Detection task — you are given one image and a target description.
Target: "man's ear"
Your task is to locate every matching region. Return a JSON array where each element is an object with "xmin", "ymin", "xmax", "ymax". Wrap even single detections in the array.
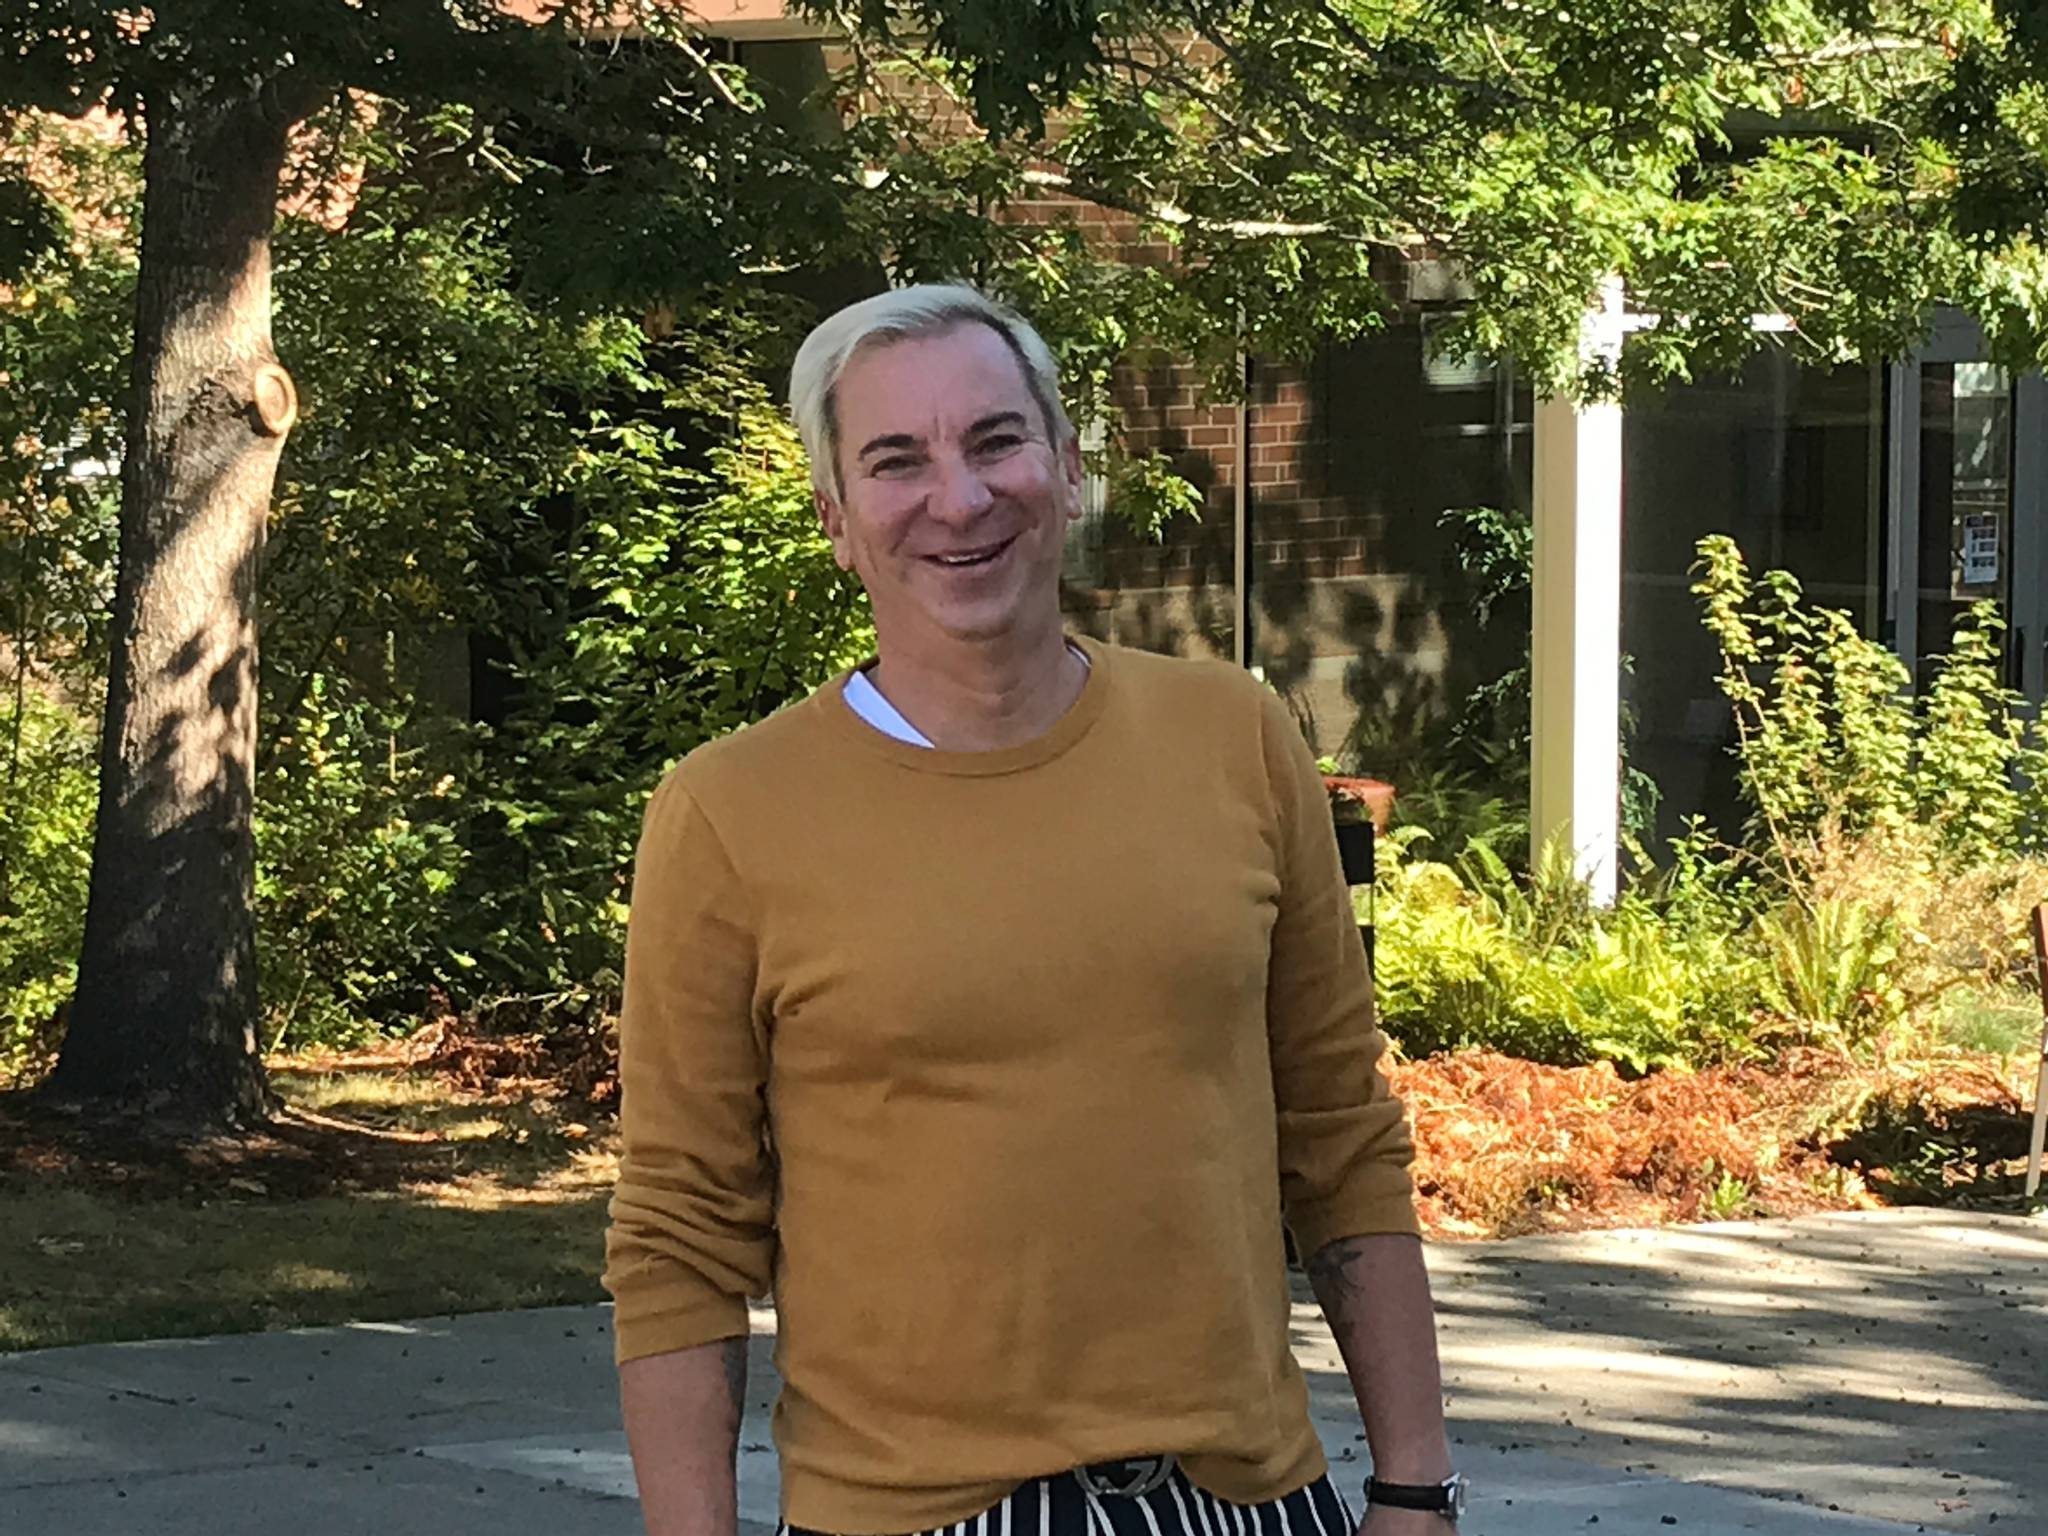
[
  {"xmin": 1060, "ymin": 432, "xmax": 1086, "ymax": 523},
  {"xmin": 815, "ymin": 489, "xmax": 855, "ymax": 571}
]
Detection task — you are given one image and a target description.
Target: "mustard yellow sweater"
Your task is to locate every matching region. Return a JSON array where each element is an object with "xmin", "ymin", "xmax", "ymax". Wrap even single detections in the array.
[{"xmin": 604, "ymin": 636, "xmax": 1418, "ymax": 1535}]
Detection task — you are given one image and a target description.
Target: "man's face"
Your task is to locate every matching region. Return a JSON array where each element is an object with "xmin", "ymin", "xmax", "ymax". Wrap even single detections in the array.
[{"xmin": 816, "ymin": 322, "xmax": 1083, "ymax": 648}]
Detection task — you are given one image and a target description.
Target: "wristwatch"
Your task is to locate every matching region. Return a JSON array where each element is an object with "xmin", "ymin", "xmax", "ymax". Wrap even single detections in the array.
[{"xmin": 1363, "ymin": 1473, "xmax": 1468, "ymax": 1522}]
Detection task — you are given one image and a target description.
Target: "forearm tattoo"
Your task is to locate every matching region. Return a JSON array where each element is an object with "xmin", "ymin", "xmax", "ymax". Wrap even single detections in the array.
[{"xmin": 1306, "ymin": 1236, "xmax": 1374, "ymax": 1332}]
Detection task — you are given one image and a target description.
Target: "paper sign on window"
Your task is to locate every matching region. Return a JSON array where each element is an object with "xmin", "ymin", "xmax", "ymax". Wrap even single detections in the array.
[{"xmin": 1961, "ymin": 514, "xmax": 2001, "ymax": 588}]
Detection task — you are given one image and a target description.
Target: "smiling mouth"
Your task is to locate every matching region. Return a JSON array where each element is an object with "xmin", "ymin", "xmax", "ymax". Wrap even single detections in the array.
[{"xmin": 926, "ymin": 536, "xmax": 1017, "ymax": 570}]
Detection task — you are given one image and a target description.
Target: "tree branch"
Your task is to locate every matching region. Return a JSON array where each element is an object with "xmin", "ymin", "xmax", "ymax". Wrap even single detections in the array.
[
  {"xmin": 1304, "ymin": 0, "xmax": 1536, "ymax": 108},
  {"xmin": 1016, "ymin": 166, "xmax": 1397, "ymax": 243}
]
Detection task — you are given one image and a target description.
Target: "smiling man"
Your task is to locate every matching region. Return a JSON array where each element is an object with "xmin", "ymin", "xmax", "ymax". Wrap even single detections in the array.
[
  {"xmin": 812, "ymin": 314, "xmax": 1088, "ymax": 748},
  {"xmin": 605, "ymin": 284, "xmax": 1465, "ymax": 1536}
]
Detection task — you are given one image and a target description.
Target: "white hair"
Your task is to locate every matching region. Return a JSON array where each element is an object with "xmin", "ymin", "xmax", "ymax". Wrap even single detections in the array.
[{"xmin": 788, "ymin": 282, "xmax": 1073, "ymax": 500}]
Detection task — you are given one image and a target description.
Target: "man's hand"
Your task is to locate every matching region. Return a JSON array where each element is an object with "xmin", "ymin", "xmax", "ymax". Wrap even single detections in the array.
[{"xmin": 1358, "ymin": 1507, "xmax": 1458, "ymax": 1536}]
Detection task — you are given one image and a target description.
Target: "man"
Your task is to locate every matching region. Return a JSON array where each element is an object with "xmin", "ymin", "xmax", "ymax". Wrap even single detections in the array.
[{"xmin": 605, "ymin": 284, "xmax": 1464, "ymax": 1536}]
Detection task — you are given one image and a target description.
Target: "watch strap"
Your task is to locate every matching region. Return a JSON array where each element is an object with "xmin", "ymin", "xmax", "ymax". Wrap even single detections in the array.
[{"xmin": 1363, "ymin": 1474, "xmax": 1465, "ymax": 1518}]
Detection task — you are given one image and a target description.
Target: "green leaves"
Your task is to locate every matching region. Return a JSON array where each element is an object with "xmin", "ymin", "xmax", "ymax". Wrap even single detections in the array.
[
  {"xmin": 0, "ymin": 689, "xmax": 96, "ymax": 1077},
  {"xmin": 0, "ymin": 169, "xmax": 64, "ymax": 281},
  {"xmin": 1693, "ymin": 534, "xmax": 2048, "ymax": 867},
  {"xmin": 1755, "ymin": 895, "xmax": 1905, "ymax": 1046},
  {"xmin": 0, "ymin": 121, "xmax": 131, "ymax": 700},
  {"xmin": 810, "ymin": 0, "xmax": 1109, "ymax": 138},
  {"xmin": 829, "ymin": 0, "xmax": 2048, "ymax": 390},
  {"xmin": 254, "ymin": 672, "xmax": 471, "ymax": 1050},
  {"xmin": 1372, "ymin": 826, "xmax": 1764, "ymax": 1071},
  {"xmin": 443, "ymin": 388, "xmax": 871, "ymax": 1015},
  {"xmin": 0, "ymin": 93, "xmax": 873, "ymax": 1044}
]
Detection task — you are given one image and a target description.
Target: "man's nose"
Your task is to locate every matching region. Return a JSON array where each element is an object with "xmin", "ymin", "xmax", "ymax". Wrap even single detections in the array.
[{"xmin": 929, "ymin": 453, "xmax": 995, "ymax": 524}]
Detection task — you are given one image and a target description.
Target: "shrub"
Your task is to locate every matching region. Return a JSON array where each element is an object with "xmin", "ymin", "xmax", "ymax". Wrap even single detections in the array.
[
  {"xmin": 1384, "ymin": 758, "xmax": 1528, "ymax": 871},
  {"xmin": 4, "ymin": 142, "xmax": 876, "ymax": 1054},
  {"xmin": 0, "ymin": 686, "xmax": 96, "ymax": 1079},
  {"xmin": 249, "ymin": 173, "xmax": 872, "ymax": 1043},
  {"xmin": 1689, "ymin": 536, "xmax": 2048, "ymax": 1056},
  {"xmin": 254, "ymin": 673, "xmax": 469, "ymax": 1050},
  {"xmin": 1372, "ymin": 829, "xmax": 1762, "ymax": 1072},
  {"xmin": 1693, "ymin": 533, "xmax": 2048, "ymax": 868},
  {"xmin": 443, "ymin": 397, "xmax": 872, "ymax": 1021},
  {"xmin": 1766, "ymin": 826, "xmax": 2046, "ymax": 1048}
]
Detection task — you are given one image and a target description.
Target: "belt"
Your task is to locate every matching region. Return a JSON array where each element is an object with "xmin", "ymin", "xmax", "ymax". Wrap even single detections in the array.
[{"xmin": 1072, "ymin": 1455, "xmax": 1176, "ymax": 1498}]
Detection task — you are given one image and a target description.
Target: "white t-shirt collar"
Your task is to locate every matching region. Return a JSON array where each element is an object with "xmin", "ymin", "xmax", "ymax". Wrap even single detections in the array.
[{"xmin": 841, "ymin": 645, "xmax": 1092, "ymax": 750}]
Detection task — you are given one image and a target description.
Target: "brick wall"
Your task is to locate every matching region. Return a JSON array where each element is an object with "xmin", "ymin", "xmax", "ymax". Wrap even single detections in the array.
[{"xmin": 1246, "ymin": 358, "xmax": 1375, "ymax": 579}]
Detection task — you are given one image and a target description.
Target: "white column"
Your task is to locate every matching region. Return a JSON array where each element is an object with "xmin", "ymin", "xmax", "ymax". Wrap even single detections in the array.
[
  {"xmin": 1885, "ymin": 360, "xmax": 1923, "ymax": 681},
  {"xmin": 1530, "ymin": 279, "xmax": 1626, "ymax": 902}
]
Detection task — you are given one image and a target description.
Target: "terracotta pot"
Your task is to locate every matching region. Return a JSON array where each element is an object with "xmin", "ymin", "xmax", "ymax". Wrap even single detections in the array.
[{"xmin": 1322, "ymin": 774, "xmax": 1395, "ymax": 833}]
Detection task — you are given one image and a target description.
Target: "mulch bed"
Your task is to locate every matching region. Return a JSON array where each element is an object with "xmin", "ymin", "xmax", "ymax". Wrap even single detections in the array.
[
  {"xmin": 1391, "ymin": 1047, "xmax": 2037, "ymax": 1236},
  {"xmin": 0, "ymin": 1017, "xmax": 615, "ymax": 1203}
]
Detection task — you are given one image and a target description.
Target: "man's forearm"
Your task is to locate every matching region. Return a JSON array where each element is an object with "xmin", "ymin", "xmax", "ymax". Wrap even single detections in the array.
[
  {"xmin": 1306, "ymin": 1234, "xmax": 1453, "ymax": 1485},
  {"xmin": 620, "ymin": 1335, "xmax": 751, "ymax": 1536}
]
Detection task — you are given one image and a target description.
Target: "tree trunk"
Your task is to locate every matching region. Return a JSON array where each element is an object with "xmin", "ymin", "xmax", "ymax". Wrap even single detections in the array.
[{"xmin": 49, "ymin": 83, "xmax": 309, "ymax": 1128}]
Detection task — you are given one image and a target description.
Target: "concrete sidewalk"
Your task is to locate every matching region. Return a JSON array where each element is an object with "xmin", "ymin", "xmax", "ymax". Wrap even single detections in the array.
[{"xmin": 2, "ymin": 1209, "xmax": 2039, "ymax": 1536}]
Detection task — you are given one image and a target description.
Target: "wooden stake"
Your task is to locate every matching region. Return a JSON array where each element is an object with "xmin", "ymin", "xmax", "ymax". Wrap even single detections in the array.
[{"xmin": 2028, "ymin": 903, "xmax": 2048, "ymax": 1200}]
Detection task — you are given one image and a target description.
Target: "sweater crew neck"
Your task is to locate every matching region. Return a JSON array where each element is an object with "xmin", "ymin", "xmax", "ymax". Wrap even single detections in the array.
[{"xmin": 818, "ymin": 633, "xmax": 1112, "ymax": 776}]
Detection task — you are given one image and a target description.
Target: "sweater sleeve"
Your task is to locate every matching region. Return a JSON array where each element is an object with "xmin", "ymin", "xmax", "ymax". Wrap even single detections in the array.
[
  {"xmin": 603, "ymin": 771, "xmax": 775, "ymax": 1365},
  {"xmin": 1257, "ymin": 687, "xmax": 1421, "ymax": 1253}
]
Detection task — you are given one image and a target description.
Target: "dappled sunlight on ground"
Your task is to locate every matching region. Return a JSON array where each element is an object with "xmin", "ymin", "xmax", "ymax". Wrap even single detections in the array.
[
  {"xmin": 1299, "ymin": 1211, "xmax": 2047, "ymax": 1531},
  {"xmin": 265, "ymin": 1261, "xmax": 353, "ymax": 1294},
  {"xmin": 0, "ymin": 1053, "xmax": 621, "ymax": 1349}
]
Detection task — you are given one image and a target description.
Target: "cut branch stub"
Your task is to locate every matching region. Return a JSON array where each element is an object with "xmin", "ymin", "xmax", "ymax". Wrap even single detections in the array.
[{"xmin": 251, "ymin": 363, "xmax": 297, "ymax": 437}]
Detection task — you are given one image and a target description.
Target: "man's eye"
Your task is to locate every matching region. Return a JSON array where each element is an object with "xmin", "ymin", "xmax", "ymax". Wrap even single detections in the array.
[
  {"xmin": 974, "ymin": 435, "xmax": 1023, "ymax": 455},
  {"xmin": 870, "ymin": 456, "xmax": 920, "ymax": 476}
]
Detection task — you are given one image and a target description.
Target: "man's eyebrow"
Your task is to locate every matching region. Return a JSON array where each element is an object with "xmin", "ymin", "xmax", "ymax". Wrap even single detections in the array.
[{"xmin": 856, "ymin": 412, "xmax": 1029, "ymax": 460}]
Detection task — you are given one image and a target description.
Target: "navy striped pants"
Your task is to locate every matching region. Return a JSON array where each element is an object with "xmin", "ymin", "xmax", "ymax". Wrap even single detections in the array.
[{"xmin": 784, "ymin": 1460, "xmax": 1358, "ymax": 1536}]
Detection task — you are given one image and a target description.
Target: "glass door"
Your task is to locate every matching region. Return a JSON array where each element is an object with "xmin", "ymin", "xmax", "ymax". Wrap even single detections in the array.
[
  {"xmin": 1889, "ymin": 315, "xmax": 2046, "ymax": 703},
  {"xmin": 1917, "ymin": 360, "xmax": 2014, "ymax": 669}
]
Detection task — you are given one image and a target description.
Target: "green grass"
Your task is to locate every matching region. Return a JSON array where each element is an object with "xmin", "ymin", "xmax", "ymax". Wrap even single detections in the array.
[
  {"xmin": 1, "ymin": 1187, "xmax": 610, "ymax": 1351},
  {"xmin": 0, "ymin": 1061, "xmax": 619, "ymax": 1352},
  {"xmin": 1938, "ymin": 987, "xmax": 2046, "ymax": 1056}
]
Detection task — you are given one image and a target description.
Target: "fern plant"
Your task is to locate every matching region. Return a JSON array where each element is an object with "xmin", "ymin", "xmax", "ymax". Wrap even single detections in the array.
[
  {"xmin": 1753, "ymin": 896, "xmax": 1905, "ymax": 1052},
  {"xmin": 1372, "ymin": 826, "xmax": 1762, "ymax": 1072}
]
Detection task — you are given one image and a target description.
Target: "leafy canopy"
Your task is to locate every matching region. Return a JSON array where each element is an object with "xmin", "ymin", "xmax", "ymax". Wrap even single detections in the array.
[
  {"xmin": 0, "ymin": 2, "xmax": 856, "ymax": 315},
  {"xmin": 817, "ymin": 0, "xmax": 2048, "ymax": 389}
]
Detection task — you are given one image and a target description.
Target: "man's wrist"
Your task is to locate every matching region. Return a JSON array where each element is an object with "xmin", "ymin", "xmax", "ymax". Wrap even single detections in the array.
[
  {"xmin": 1367, "ymin": 1458, "xmax": 1454, "ymax": 1483},
  {"xmin": 1355, "ymin": 1417, "xmax": 1452, "ymax": 1486},
  {"xmin": 1363, "ymin": 1471, "xmax": 1467, "ymax": 1524}
]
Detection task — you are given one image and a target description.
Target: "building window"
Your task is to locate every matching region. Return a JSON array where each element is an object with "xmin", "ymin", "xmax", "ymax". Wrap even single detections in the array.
[{"xmin": 1062, "ymin": 418, "xmax": 1109, "ymax": 585}]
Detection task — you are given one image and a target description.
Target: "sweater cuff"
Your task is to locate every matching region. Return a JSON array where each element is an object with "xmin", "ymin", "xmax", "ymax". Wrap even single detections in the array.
[
  {"xmin": 607, "ymin": 1278, "xmax": 752, "ymax": 1366},
  {"xmin": 1288, "ymin": 1179, "xmax": 1423, "ymax": 1257}
]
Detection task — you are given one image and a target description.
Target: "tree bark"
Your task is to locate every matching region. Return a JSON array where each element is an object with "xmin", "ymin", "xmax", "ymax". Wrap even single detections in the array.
[{"xmin": 49, "ymin": 81, "xmax": 312, "ymax": 1127}]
